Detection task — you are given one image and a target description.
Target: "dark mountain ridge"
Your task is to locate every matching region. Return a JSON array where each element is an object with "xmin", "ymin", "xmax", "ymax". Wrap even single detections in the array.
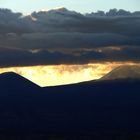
[
  {"xmin": 0, "ymin": 69, "xmax": 140, "ymax": 139},
  {"xmin": 0, "ymin": 72, "xmax": 40, "ymax": 92}
]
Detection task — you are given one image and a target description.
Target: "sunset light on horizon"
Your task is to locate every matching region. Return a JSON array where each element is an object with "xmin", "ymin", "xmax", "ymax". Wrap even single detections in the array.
[{"xmin": 0, "ymin": 62, "xmax": 138, "ymax": 87}]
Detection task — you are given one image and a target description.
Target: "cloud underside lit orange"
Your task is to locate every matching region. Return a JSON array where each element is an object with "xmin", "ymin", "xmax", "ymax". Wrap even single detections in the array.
[{"xmin": 0, "ymin": 62, "xmax": 138, "ymax": 87}]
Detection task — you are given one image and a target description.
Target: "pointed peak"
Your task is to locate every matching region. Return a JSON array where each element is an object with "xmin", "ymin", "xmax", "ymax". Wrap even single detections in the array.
[
  {"xmin": 0, "ymin": 71, "xmax": 21, "ymax": 78},
  {"xmin": 0, "ymin": 71, "xmax": 40, "ymax": 89}
]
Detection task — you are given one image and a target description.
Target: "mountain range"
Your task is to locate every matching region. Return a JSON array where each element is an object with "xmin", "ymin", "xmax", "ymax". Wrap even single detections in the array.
[{"xmin": 0, "ymin": 65, "xmax": 140, "ymax": 139}]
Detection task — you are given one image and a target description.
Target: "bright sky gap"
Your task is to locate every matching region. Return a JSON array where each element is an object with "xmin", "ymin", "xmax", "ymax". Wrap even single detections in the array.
[{"xmin": 0, "ymin": 0, "xmax": 140, "ymax": 14}]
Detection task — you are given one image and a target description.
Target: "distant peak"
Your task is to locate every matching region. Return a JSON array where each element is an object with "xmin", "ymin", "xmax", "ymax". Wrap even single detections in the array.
[
  {"xmin": 53, "ymin": 7, "xmax": 68, "ymax": 12},
  {"xmin": 101, "ymin": 65, "xmax": 140, "ymax": 80},
  {"xmin": 47, "ymin": 7, "xmax": 79, "ymax": 15},
  {"xmin": 46, "ymin": 7, "xmax": 69, "ymax": 13}
]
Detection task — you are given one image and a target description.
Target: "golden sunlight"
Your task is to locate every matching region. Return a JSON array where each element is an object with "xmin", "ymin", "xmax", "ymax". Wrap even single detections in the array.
[{"xmin": 0, "ymin": 62, "xmax": 137, "ymax": 87}]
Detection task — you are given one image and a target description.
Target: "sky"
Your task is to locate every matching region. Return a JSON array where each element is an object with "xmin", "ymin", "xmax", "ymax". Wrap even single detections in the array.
[
  {"xmin": 0, "ymin": 0, "xmax": 140, "ymax": 14},
  {"xmin": 0, "ymin": 0, "xmax": 140, "ymax": 86}
]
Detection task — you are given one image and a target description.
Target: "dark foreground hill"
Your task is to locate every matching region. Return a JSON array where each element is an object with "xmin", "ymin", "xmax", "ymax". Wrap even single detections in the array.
[{"xmin": 1, "ymin": 70, "xmax": 140, "ymax": 139}]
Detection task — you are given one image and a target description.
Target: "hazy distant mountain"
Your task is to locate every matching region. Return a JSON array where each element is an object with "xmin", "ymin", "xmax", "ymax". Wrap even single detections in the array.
[
  {"xmin": 31, "ymin": 7, "xmax": 83, "ymax": 23},
  {"xmin": 101, "ymin": 65, "xmax": 140, "ymax": 80}
]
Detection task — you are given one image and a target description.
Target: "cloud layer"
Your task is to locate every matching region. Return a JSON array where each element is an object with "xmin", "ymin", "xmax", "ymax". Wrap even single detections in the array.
[{"xmin": 0, "ymin": 8, "xmax": 140, "ymax": 67}]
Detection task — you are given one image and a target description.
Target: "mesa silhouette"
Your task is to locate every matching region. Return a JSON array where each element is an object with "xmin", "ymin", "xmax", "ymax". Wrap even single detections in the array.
[{"xmin": 0, "ymin": 66, "xmax": 140, "ymax": 139}]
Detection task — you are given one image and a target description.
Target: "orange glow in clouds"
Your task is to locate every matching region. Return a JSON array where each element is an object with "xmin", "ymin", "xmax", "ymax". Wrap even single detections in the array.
[{"xmin": 0, "ymin": 62, "xmax": 137, "ymax": 87}]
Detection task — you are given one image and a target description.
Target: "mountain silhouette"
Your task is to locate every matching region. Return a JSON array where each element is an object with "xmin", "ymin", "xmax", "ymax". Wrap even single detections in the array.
[
  {"xmin": 0, "ymin": 71, "xmax": 140, "ymax": 139},
  {"xmin": 101, "ymin": 65, "xmax": 140, "ymax": 80},
  {"xmin": 0, "ymin": 72, "xmax": 40, "ymax": 90}
]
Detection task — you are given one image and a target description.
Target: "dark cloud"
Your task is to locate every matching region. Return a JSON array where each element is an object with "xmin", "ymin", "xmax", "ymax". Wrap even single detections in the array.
[{"xmin": 0, "ymin": 8, "xmax": 140, "ymax": 67}]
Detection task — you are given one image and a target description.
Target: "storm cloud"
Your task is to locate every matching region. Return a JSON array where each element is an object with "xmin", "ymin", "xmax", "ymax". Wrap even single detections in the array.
[{"xmin": 0, "ymin": 8, "xmax": 140, "ymax": 67}]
